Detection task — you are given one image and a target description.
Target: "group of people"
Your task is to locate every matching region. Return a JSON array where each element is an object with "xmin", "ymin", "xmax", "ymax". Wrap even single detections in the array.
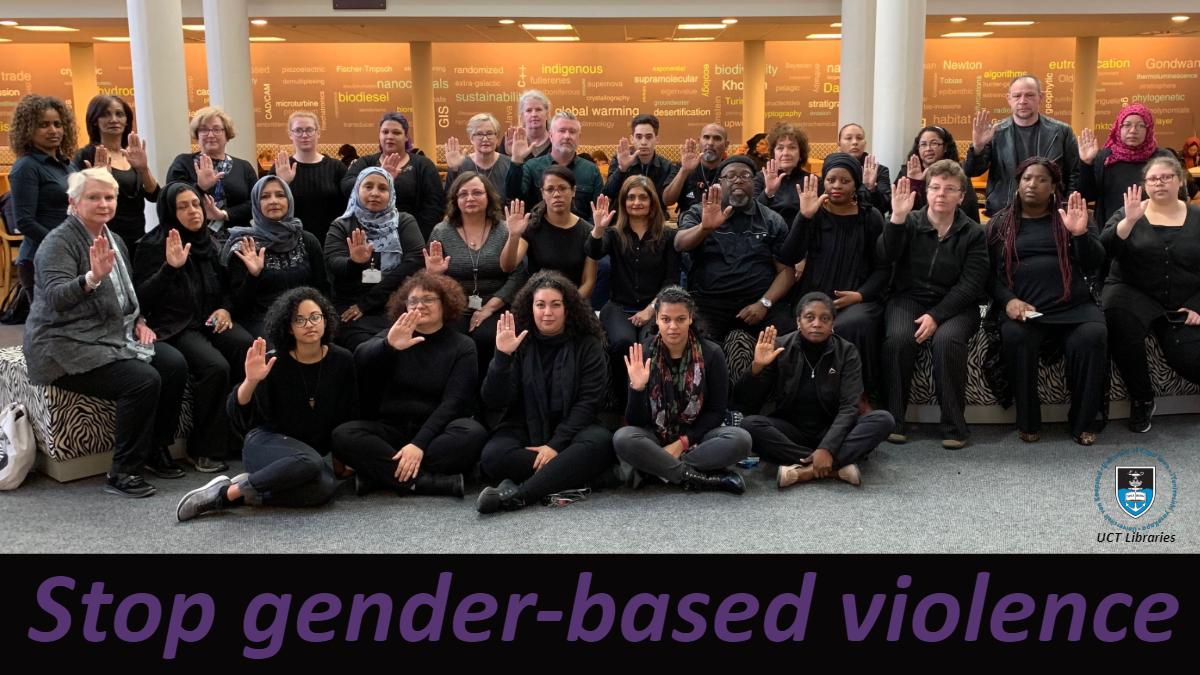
[{"xmin": 6, "ymin": 73, "xmax": 1199, "ymax": 518}]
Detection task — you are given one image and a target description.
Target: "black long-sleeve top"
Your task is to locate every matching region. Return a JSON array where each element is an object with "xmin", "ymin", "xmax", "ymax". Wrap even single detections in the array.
[
  {"xmin": 602, "ymin": 153, "xmax": 680, "ymax": 217},
  {"xmin": 269, "ymin": 155, "xmax": 348, "ymax": 246},
  {"xmin": 227, "ymin": 344, "xmax": 360, "ymax": 456},
  {"xmin": 896, "ymin": 173, "xmax": 981, "ymax": 224},
  {"xmin": 986, "ymin": 214, "xmax": 1105, "ymax": 323},
  {"xmin": 584, "ymin": 226, "xmax": 681, "ymax": 307},
  {"xmin": 227, "ymin": 230, "xmax": 330, "ymax": 326},
  {"xmin": 779, "ymin": 205, "xmax": 889, "ymax": 302},
  {"xmin": 324, "ymin": 213, "xmax": 424, "ymax": 314},
  {"xmin": 340, "ymin": 152, "xmax": 445, "ymax": 240},
  {"xmin": 166, "ymin": 152, "xmax": 258, "ymax": 231},
  {"xmin": 71, "ymin": 146, "xmax": 160, "ymax": 253},
  {"xmin": 1100, "ymin": 204, "xmax": 1200, "ymax": 317},
  {"xmin": 1077, "ymin": 147, "xmax": 1182, "ymax": 231},
  {"xmin": 8, "ymin": 149, "xmax": 73, "ymax": 247},
  {"xmin": 625, "ymin": 337, "xmax": 728, "ymax": 446},
  {"xmin": 880, "ymin": 207, "xmax": 989, "ymax": 324},
  {"xmin": 133, "ymin": 231, "xmax": 234, "ymax": 341},
  {"xmin": 752, "ymin": 166, "xmax": 813, "ymax": 225},
  {"xmin": 354, "ymin": 326, "xmax": 478, "ymax": 450}
]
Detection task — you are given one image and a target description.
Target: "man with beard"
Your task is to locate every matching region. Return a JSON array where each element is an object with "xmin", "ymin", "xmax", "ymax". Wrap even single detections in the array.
[
  {"xmin": 664, "ymin": 123, "xmax": 728, "ymax": 214},
  {"xmin": 602, "ymin": 114, "xmax": 679, "ymax": 217},
  {"xmin": 675, "ymin": 155, "xmax": 796, "ymax": 341},
  {"xmin": 498, "ymin": 90, "xmax": 553, "ymax": 160},
  {"xmin": 505, "ymin": 110, "xmax": 604, "ymax": 218}
]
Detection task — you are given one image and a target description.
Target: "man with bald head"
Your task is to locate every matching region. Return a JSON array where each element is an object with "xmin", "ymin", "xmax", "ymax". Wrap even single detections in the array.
[{"xmin": 664, "ymin": 122, "xmax": 729, "ymax": 213}]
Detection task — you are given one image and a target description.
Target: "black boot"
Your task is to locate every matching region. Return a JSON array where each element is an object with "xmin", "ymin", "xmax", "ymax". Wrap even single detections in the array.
[
  {"xmin": 355, "ymin": 473, "xmax": 380, "ymax": 497},
  {"xmin": 413, "ymin": 473, "xmax": 465, "ymax": 498},
  {"xmin": 476, "ymin": 479, "xmax": 524, "ymax": 514},
  {"xmin": 679, "ymin": 467, "xmax": 745, "ymax": 495},
  {"xmin": 144, "ymin": 446, "xmax": 186, "ymax": 479},
  {"xmin": 584, "ymin": 464, "xmax": 625, "ymax": 492}
]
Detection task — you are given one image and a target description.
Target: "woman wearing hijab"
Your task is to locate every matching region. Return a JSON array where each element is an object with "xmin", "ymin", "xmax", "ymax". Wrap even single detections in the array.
[
  {"xmin": 134, "ymin": 182, "xmax": 254, "ymax": 471},
  {"xmin": 900, "ymin": 125, "xmax": 981, "ymax": 223},
  {"xmin": 325, "ymin": 167, "xmax": 425, "ymax": 350},
  {"xmin": 1182, "ymin": 137, "xmax": 1199, "ymax": 170},
  {"xmin": 779, "ymin": 153, "xmax": 889, "ymax": 398},
  {"xmin": 221, "ymin": 176, "xmax": 329, "ymax": 338}
]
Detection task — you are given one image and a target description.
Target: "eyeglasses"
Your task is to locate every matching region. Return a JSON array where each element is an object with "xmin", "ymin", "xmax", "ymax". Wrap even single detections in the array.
[
  {"xmin": 918, "ymin": 141, "xmax": 944, "ymax": 149},
  {"xmin": 1145, "ymin": 175, "xmax": 1177, "ymax": 186},
  {"xmin": 290, "ymin": 128, "xmax": 318, "ymax": 137},
  {"xmin": 927, "ymin": 186, "xmax": 962, "ymax": 194},
  {"xmin": 196, "ymin": 127, "xmax": 226, "ymax": 136},
  {"xmin": 472, "ymin": 131, "xmax": 498, "ymax": 139},
  {"xmin": 290, "ymin": 313, "xmax": 325, "ymax": 327},
  {"xmin": 542, "ymin": 186, "xmax": 573, "ymax": 195},
  {"xmin": 721, "ymin": 172, "xmax": 755, "ymax": 184},
  {"xmin": 406, "ymin": 296, "xmax": 441, "ymax": 308},
  {"xmin": 1120, "ymin": 123, "xmax": 1148, "ymax": 132},
  {"xmin": 456, "ymin": 189, "xmax": 487, "ymax": 200}
]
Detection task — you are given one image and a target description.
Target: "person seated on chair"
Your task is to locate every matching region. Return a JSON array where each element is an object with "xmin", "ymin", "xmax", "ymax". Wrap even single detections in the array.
[
  {"xmin": 175, "ymin": 287, "xmax": 359, "ymax": 521},
  {"xmin": 752, "ymin": 122, "xmax": 813, "ymax": 225},
  {"xmin": 737, "ymin": 293, "xmax": 894, "ymax": 488},
  {"xmin": 475, "ymin": 271, "xmax": 616, "ymax": 514},
  {"xmin": 24, "ymin": 169, "xmax": 188, "ymax": 498},
  {"xmin": 332, "ymin": 271, "xmax": 488, "ymax": 499},
  {"xmin": 134, "ymin": 182, "xmax": 255, "ymax": 473},
  {"xmin": 325, "ymin": 167, "xmax": 424, "ymax": 351},
  {"xmin": 614, "ymin": 286, "xmax": 750, "ymax": 494}
]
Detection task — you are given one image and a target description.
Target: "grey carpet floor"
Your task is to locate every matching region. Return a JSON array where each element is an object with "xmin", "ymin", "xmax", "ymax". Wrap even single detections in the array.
[{"xmin": 2, "ymin": 414, "xmax": 1196, "ymax": 554}]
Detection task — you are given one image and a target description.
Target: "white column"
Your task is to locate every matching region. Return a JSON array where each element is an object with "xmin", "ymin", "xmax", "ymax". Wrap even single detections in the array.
[
  {"xmin": 202, "ymin": 0, "xmax": 256, "ymax": 161},
  {"xmin": 128, "ymin": 0, "xmax": 191, "ymax": 229},
  {"xmin": 742, "ymin": 40, "xmax": 766, "ymax": 142},
  {"xmin": 871, "ymin": 0, "xmax": 926, "ymax": 175},
  {"xmin": 838, "ymin": 0, "xmax": 875, "ymax": 138},
  {"xmin": 69, "ymin": 43, "xmax": 99, "ymax": 142}
]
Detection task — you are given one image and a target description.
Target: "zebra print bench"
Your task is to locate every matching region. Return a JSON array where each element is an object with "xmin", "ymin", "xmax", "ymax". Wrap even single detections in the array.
[{"xmin": 0, "ymin": 347, "xmax": 194, "ymax": 482}]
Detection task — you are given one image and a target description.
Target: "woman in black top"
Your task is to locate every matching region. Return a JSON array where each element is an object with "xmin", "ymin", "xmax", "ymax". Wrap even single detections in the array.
[
  {"xmin": 780, "ymin": 153, "xmax": 889, "ymax": 396},
  {"xmin": 614, "ymin": 286, "xmax": 749, "ymax": 493},
  {"xmin": 880, "ymin": 161, "xmax": 989, "ymax": 448},
  {"xmin": 71, "ymin": 95, "xmax": 160, "ymax": 258},
  {"xmin": 166, "ymin": 106, "xmax": 258, "ymax": 234},
  {"xmin": 987, "ymin": 158, "xmax": 1107, "ymax": 445},
  {"xmin": 134, "ymin": 182, "xmax": 255, "ymax": 471},
  {"xmin": 8, "ymin": 94, "xmax": 76, "ymax": 264},
  {"xmin": 500, "ymin": 165, "xmax": 598, "ymax": 298},
  {"xmin": 753, "ymin": 123, "xmax": 813, "ymax": 225},
  {"xmin": 269, "ymin": 111, "xmax": 348, "ymax": 247},
  {"xmin": 221, "ymin": 176, "xmax": 329, "ymax": 338},
  {"xmin": 175, "ymin": 287, "xmax": 359, "ymax": 521},
  {"xmin": 899, "ymin": 125, "xmax": 980, "ymax": 223},
  {"xmin": 837, "ymin": 123, "xmax": 891, "ymax": 214},
  {"xmin": 1101, "ymin": 155, "xmax": 1200, "ymax": 433},
  {"xmin": 341, "ymin": 112, "xmax": 444, "ymax": 240},
  {"xmin": 325, "ymin": 167, "xmax": 425, "ymax": 351},
  {"xmin": 332, "ymin": 271, "xmax": 488, "ymax": 498},
  {"xmin": 476, "ymin": 271, "xmax": 616, "ymax": 514}
]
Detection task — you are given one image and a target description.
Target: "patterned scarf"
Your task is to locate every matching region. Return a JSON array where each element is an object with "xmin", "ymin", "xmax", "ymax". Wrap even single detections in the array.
[
  {"xmin": 341, "ymin": 166, "xmax": 403, "ymax": 271},
  {"xmin": 1104, "ymin": 104, "xmax": 1157, "ymax": 167},
  {"xmin": 220, "ymin": 176, "xmax": 304, "ymax": 265},
  {"xmin": 647, "ymin": 332, "xmax": 705, "ymax": 445}
]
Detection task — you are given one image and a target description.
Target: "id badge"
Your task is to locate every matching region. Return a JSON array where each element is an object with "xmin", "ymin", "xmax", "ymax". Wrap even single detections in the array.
[
  {"xmin": 468, "ymin": 294, "xmax": 483, "ymax": 310},
  {"xmin": 362, "ymin": 267, "xmax": 382, "ymax": 284}
]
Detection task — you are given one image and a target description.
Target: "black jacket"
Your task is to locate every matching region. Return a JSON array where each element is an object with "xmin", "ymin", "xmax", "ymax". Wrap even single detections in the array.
[
  {"xmin": 1100, "ymin": 203, "xmax": 1200, "ymax": 321},
  {"xmin": 340, "ymin": 152, "xmax": 445, "ymax": 240},
  {"xmin": 324, "ymin": 213, "xmax": 425, "ymax": 314},
  {"xmin": 880, "ymin": 207, "xmax": 989, "ymax": 324},
  {"xmin": 735, "ymin": 332, "xmax": 863, "ymax": 455},
  {"xmin": 962, "ymin": 113, "xmax": 1081, "ymax": 216},
  {"xmin": 602, "ymin": 153, "xmax": 680, "ymax": 217},
  {"xmin": 165, "ymin": 152, "xmax": 258, "ymax": 231}
]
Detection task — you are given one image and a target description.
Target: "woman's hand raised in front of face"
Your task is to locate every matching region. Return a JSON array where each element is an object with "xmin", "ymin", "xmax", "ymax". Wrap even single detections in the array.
[
  {"xmin": 89, "ymin": 235, "xmax": 115, "ymax": 281},
  {"xmin": 165, "ymin": 228, "xmax": 191, "ymax": 268},
  {"xmin": 244, "ymin": 337, "xmax": 276, "ymax": 384},
  {"xmin": 1059, "ymin": 192, "xmax": 1089, "ymax": 236},
  {"xmin": 797, "ymin": 173, "xmax": 828, "ymax": 219},
  {"xmin": 751, "ymin": 326, "xmax": 785, "ymax": 376},
  {"xmin": 891, "ymin": 177, "xmax": 918, "ymax": 223},
  {"xmin": 233, "ymin": 237, "xmax": 265, "ymax": 276},
  {"xmin": 423, "ymin": 240, "xmax": 450, "ymax": 274}
]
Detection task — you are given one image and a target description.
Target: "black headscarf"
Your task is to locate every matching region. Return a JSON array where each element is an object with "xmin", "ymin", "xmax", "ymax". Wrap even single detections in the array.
[
  {"xmin": 821, "ymin": 152, "xmax": 863, "ymax": 189},
  {"xmin": 140, "ymin": 181, "xmax": 224, "ymax": 326},
  {"xmin": 154, "ymin": 182, "xmax": 216, "ymax": 258}
]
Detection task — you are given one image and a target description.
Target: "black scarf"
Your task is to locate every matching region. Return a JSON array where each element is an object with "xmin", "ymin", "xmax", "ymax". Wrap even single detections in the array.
[
  {"xmin": 521, "ymin": 331, "xmax": 577, "ymax": 446},
  {"xmin": 149, "ymin": 182, "xmax": 222, "ymax": 319}
]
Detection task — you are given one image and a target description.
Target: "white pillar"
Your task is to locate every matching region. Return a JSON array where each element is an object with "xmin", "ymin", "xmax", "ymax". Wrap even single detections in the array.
[
  {"xmin": 871, "ymin": 0, "xmax": 926, "ymax": 175},
  {"xmin": 68, "ymin": 43, "xmax": 99, "ymax": 142},
  {"xmin": 202, "ymin": 0, "xmax": 256, "ymax": 161},
  {"xmin": 838, "ymin": 0, "xmax": 875, "ymax": 139},
  {"xmin": 128, "ymin": 0, "xmax": 191, "ymax": 230}
]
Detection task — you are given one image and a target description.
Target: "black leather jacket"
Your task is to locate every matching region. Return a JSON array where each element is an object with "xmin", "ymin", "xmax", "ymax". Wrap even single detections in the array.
[{"xmin": 962, "ymin": 113, "xmax": 1081, "ymax": 216}]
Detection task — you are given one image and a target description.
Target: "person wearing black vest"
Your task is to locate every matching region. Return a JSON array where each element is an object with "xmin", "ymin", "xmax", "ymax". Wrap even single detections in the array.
[
  {"xmin": 166, "ymin": 107, "xmax": 258, "ymax": 234},
  {"xmin": 602, "ymin": 114, "xmax": 679, "ymax": 217},
  {"xmin": 753, "ymin": 122, "xmax": 813, "ymax": 225}
]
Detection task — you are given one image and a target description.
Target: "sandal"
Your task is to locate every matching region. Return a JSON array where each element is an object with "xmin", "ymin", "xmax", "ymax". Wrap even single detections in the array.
[
  {"xmin": 1073, "ymin": 432, "xmax": 1096, "ymax": 446},
  {"xmin": 1019, "ymin": 431, "xmax": 1040, "ymax": 443}
]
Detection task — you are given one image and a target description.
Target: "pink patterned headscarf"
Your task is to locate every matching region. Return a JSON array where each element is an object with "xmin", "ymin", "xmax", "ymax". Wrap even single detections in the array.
[{"xmin": 1104, "ymin": 104, "xmax": 1157, "ymax": 166}]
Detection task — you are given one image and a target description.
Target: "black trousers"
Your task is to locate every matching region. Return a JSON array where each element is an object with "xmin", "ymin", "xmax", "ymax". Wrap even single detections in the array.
[
  {"xmin": 881, "ymin": 298, "xmax": 980, "ymax": 440},
  {"xmin": 480, "ymin": 424, "xmax": 615, "ymax": 502},
  {"xmin": 336, "ymin": 311, "xmax": 393, "ymax": 353},
  {"xmin": 166, "ymin": 325, "xmax": 254, "ymax": 458},
  {"xmin": 54, "ymin": 344, "xmax": 188, "ymax": 475},
  {"xmin": 833, "ymin": 301, "xmax": 884, "ymax": 395},
  {"xmin": 740, "ymin": 411, "xmax": 894, "ymax": 468},
  {"xmin": 238, "ymin": 428, "xmax": 337, "ymax": 507},
  {"xmin": 449, "ymin": 309, "xmax": 501, "ymax": 381},
  {"xmin": 599, "ymin": 301, "xmax": 654, "ymax": 405},
  {"xmin": 1106, "ymin": 308, "xmax": 1200, "ymax": 402},
  {"xmin": 693, "ymin": 295, "xmax": 796, "ymax": 342},
  {"xmin": 1000, "ymin": 319, "xmax": 1107, "ymax": 437},
  {"xmin": 331, "ymin": 418, "xmax": 488, "ymax": 492}
]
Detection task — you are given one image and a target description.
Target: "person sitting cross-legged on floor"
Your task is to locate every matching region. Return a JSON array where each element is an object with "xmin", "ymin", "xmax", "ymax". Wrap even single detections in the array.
[
  {"xmin": 737, "ymin": 292, "xmax": 894, "ymax": 488},
  {"xmin": 614, "ymin": 286, "xmax": 751, "ymax": 494}
]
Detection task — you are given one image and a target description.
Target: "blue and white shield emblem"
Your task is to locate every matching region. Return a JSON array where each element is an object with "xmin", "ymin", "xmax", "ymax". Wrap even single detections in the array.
[{"xmin": 1116, "ymin": 467, "xmax": 1155, "ymax": 518}]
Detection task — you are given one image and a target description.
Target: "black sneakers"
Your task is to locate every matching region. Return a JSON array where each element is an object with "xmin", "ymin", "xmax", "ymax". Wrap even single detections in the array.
[
  {"xmin": 1129, "ymin": 399, "xmax": 1156, "ymax": 433},
  {"xmin": 104, "ymin": 472, "xmax": 156, "ymax": 498},
  {"xmin": 176, "ymin": 475, "xmax": 232, "ymax": 522},
  {"xmin": 476, "ymin": 479, "xmax": 523, "ymax": 514},
  {"xmin": 186, "ymin": 456, "xmax": 230, "ymax": 473},
  {"xmin": 144, "ymin": 447, "xmax": 186, "ymax": 479}
]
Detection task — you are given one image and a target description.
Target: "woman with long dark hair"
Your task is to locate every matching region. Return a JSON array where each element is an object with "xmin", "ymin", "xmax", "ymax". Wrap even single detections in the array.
[
  {"xmin": 8, "ymin": 94, "xmax": 77, "ymax": 264},
  {"xmin": 986, "ymin": 157, "xmax": 1107, "ymax": 445},
  {"xmin": 500, "ymin": 165, "xmax": 598, "ymax": 298},
  {"xmin": 476, "ymin": 271, "xmax": 615, "ymax": 514},
  {"xmin": 900, "ymin": 125, "xmax": 980, "ymax": 223}
]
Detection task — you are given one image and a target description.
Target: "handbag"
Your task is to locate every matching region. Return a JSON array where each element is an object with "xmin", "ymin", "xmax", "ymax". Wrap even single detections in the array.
[{"xmin": 0, "ymin": 402, "xmax": 35, "ymax": 490}]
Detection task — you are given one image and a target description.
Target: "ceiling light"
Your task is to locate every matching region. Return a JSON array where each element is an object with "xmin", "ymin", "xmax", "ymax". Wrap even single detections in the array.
[
  {"xmin": 950, "ymin": 17, "xmax": 968, "ymax": 22},
  {"xmin": 183, "ymin": 25, "xmax": 206, "ymax": 31},
  {"xmin": 535, "ymin": 36, "xmax": 579, "ymax": 41},
  {"xmin": 499, "ymin": 19, "xmax": 515, "ymax": 25},
  {"xmin": 93, "ymin": 36, "xmax": 131, "ymax": 42},
  {"xmin": 721, "ymin": 19, "xmax": 738, "ymax": 24},
  {"xmin": 678, "ymin": 24, "xmax": 727, "ymax": 30},
  {"xmin": 0, "ymin": 21, "xmax": 18, "ymax": 26},
  {"xmin": 831, "ymin": 23, "xmax": 842, "ymax": 27},
  {"xmin": 984, "ymin": 21, "xmax": 1035, "ymax": 26},
  {"xmin": 674, "ymin": 37, "xmax": 715, "ymax": 41},
  {"xmin": 249, "ymin": 37, "xmax": 285, "ymax": 42},
  {"xmin": 942, "ymin": 31, "xmax": 993, "ymax": 37},
  {"xmin": 250, "ymin": 19, "xmax": 268, "ymax": 26},
  {"xmin": 522, "ymin": 24, "xmax": 572, "ymax": 30},
  {"xmin": 0, "ymin": 38, "xmax": 10, "ymax": 42},
  {"xmin": 1172, "ymin": 16, "xmax": 1190, "ymax": 21},
  {"xmin": 806, "ymin": 33, "xmax": 841, "ymax": 39},
  {"xmin": 14, "ymin": 26, "xmax": 78, "ymax": 32}
]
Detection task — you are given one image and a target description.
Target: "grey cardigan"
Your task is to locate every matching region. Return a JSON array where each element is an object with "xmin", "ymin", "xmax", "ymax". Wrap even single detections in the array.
[{"xmin": 24, "ymin": 216, "xmax": 152, "ymax": 386}]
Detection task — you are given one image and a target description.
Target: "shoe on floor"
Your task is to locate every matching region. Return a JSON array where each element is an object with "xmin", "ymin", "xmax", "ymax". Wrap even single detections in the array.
[
  {"xmin": 413, "ymin": 473, "xmax": 465, "ymax": 498},
  {"xmin": 1018, "ymin": 431, "xmax": 1040, "ymax": 443},
  {"xmin": 476, "ymin": 479, "xmax": 523, "ymax": 514},
  {"xmin": 942, "ymin": 438, "xmax": 968, "ymax": 450},
  {"xmin": 186, "ymin": 456, "xmax": 229, "ymax": 473},
  {"xmin": 835, "ymin": 463, "xmax": 862, "ymax": 485},
  {"xmin": 1128, "ymin": 399, "xmax": 1155, "ymax": 433},
  {"xmin": 144, "ymin": 446, "xmax": 186, "ymax": 479},
  {"xmin": 887, "ymin": 433, "xmax": 907, "ymax": 444},
  {"xmin": 778, "ymin": 463, "xmax": 815, "ymax": 488},
  {"xmin": 355, "ymin": 472, "xmax": 379, "ymax": 497},
  {"xmin": 1073, "ymin": 431, "xmax": 1097, "ymax": 446},
  {"xmin": 679, "ymin": 467, "xmax": 745, "ymax": 495},
  {"xmin": 176, "ymin": 475, "xmax": 232, "ymax": 522},
  {"xmin": 629, "ymin": 468, "xmax": 661, "ymax": 490},
  {"xmin": 585, "ymin": 464, "xmax": 625, "ymax": 491},
  {"xmin": 229, "ymin": 472, "xmax": 250, "ymax": 485},
  {"xmin": 104, "ymin": 472, "xmax": 156, "ymax": 498}
]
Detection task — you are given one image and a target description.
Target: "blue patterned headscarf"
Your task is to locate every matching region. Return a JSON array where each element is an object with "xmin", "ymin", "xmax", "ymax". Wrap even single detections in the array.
[{"xmin": 342, "ymin": 166, "xmax": 403, "ymax": 271}]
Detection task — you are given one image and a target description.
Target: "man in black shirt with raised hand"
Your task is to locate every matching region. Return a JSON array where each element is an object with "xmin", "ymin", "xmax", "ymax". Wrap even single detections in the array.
[
  {"xmin": 603, "ymin": 114, "xmax": 679, "ymax": 217},
  {"xmin": 663, "ymin": 123, "xmax": 728, "ymax": 214}
]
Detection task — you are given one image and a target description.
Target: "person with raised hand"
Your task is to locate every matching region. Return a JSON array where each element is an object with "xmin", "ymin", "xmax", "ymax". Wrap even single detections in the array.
[
  {"xmin": 498, "ymin": 90, "xmax": 553, "ymax": 160},
  {"xmin": 664, "ymin": 123, "xmax": 729, "ymax": 212},
  {"xmin": 332, "ymin": 271, "xmax": 487, "ymax": 499},
  {"xmin": 167, "ymin": 106, "xmax": 258, "ymax": 233},
  {"xmin": 986, "ymin": 158, "xmax": 1107, "ymax": 445},
  {"xmin": 1101, "ymin": 155, "xmax": 1200, "ymax": 433},
  {"xmin": 614, "ymin": 286, "xmax": 750, "ymax": 493},
  {"xmin": 325, "ymin": 167, "xmax": 424, "ymax": 350},
  {"xmin": 268, "ymin": 111, "xmax": 347, "ymax": 247},
  {"xmin": 475, "ymin": 271, "xmax": 615, "ymax": 514},
  {"xmin": 602, "ymin": 114, "xmax": 679, "ymax": 217},
  {"xmin": 738, "ymin": 293, "xmax": 894, "ymax": 488},
  {"xmin": 753, "ymin": 123, "xmax": 813, "ymax": 224},
  {"xmin": 901, "ymin": 125, "xmax": 980, "ymax": 223},
  {"xmin": 835, "ymin": 123, "xmax": 891, "ymax": 214},
  {"xmin": 444, "ymin": 113, "xmax": 512, "ymax": 202},
  {"xmin": 500, "ymin": 165, "xmax": 598, "ymax": 297},
  {"xmin": 504, "ymin": 111, "xmax": 604, "ymax": 218},
  {"xmin": 879, "ymin": 163, "xmax": 988, "ymax": 449}
]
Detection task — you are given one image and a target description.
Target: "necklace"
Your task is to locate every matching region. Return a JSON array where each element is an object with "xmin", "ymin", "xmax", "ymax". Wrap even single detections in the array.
[
  {"xmin": 293, "ymin": 349, "xmax": 324, "ymax": 408},
  {"xmin": 459, "ymin": 222, "xmax": 490, "ymax": 250}
]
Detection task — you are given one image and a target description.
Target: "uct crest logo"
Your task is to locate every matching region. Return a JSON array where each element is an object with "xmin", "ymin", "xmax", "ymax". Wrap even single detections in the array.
[
  {"xmin": 1094, "ymin": 448, "xmax": 1177, "ymax": 533},
  {"xmin": 1115, "ymin": 467, "xmax": 1154, "ymax": 518}
]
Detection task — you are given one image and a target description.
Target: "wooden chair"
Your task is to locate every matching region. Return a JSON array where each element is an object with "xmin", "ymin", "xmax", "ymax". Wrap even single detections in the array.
[{"xmin": 0, "ymin": 180, "xmax": 22, "ymax": 295}]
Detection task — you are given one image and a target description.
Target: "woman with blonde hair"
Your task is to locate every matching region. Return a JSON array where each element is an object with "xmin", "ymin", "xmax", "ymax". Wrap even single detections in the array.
[{"xmin": 166, "ymin": 106, "xmax": 258, "ymax": 233}]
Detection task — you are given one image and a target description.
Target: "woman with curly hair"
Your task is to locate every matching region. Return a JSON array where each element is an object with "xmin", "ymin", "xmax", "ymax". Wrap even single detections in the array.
[
  {"xmin": 166, "ymin": 106, "xmax": 259, "ymax": 233},
  {"xmin": 752, "ymin": 122, "xmax": 812, "ymax": 225},
  {"xmin": 899, "ymin": 125, "xmax": 980, "ymax": 223},
  {"xmin": 332, "ymin": 271, "xmax": 488, "ymax": 499},
  {"xmin": 476, "ymin": 270, "xmax": 616, "ymax": 514},
  {"xmin": 986, "ymin": 157, "xmax": 1107, "ymax": 446},
  {"xmin": 9, "ymin": 94, "xmax": 77, "ymax": 264},
  {"xmin": 175, "ymin": 287, "xmax": 359, "ymax": 521}
]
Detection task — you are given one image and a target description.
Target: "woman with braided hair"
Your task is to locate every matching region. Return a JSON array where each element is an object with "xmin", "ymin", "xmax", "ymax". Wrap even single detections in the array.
[{"xmin": 986, "ymin": 157, "xmax": 1107, "ymax": 445}]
